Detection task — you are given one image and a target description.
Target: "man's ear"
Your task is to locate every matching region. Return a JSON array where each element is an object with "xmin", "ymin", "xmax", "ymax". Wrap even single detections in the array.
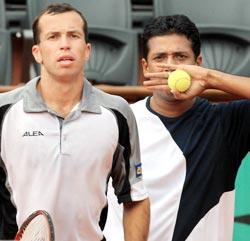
[
  {"xmin": 141, "ymin": 58, "xmax": 149, "ymax": 75},
  {"xmin": 85, "ymin": 43, "xmax": 91, "ymax": 62},
  {"xmin": 196, "ymin": 54, "xmax": 202, "ymax": 66},
  {"xmin": 32, "ymin": 45, "xmax": 43, "ymax": 64}
]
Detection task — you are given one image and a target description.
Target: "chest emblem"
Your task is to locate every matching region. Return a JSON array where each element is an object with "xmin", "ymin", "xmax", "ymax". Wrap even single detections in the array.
[{"xmin": 22, "ymin": 131, "xmax": 44, "ymax": 137}]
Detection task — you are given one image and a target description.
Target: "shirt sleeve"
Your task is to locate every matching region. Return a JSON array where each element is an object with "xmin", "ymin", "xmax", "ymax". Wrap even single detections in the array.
[
  {"xmin": 0, "ymin": 105, "xmax": 18, "ymax": 239},
  {"xmin": 218, "ymin": 100, "xmax": 250, "ymax": 166},
  {"xmin": 110, "ymin": 107, "xmax": 148, "ymax": 204}
]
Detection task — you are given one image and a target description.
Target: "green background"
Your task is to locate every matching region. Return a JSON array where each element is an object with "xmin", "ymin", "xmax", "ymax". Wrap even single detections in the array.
[{"xmin": 233, "ymin": 153, "xmax": 250, "ymax": 240}]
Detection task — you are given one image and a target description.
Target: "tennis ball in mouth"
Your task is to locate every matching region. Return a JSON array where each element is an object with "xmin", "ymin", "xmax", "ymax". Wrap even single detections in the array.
[{"xmin": 168, "ymin": 70, "xmax": 191, "ymax": 92}]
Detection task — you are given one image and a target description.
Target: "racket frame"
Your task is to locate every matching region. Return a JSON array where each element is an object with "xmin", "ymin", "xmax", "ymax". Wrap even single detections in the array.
[{"xmin": 15, "ymin": 210, "xmax": 55, "ymax": 241}]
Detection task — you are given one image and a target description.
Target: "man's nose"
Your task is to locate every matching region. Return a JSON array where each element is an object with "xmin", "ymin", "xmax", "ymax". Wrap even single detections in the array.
[
  {"xmin": 60, "ymin": 36, "xmax": 70, "ymax": 50},
  {"xmin": 165, "ymin": 56, "xmax": 177, "ymax": 65},
  {"xmin": 162, "ymin": 56, "xmax": 177, "ymax": 72}
]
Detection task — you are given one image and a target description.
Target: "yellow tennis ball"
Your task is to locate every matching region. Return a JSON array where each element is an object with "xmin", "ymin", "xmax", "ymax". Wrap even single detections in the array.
[{"xmin": 168, "ymin": 70, "xmax": 191, "ymax": 92}]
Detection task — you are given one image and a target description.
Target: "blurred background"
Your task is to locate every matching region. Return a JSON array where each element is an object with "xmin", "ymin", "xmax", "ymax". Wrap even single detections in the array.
[{"xmin": 1, "ymin": 1, "xmax": 250, "ymax": 240}]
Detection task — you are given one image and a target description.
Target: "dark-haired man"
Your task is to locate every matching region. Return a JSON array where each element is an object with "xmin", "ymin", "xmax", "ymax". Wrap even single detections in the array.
[
  {"xmin": 104, "ymin": 15, "xmax": 250, "ymax": 241},
  {"xmin": 0, "ymin": 3, "xmax": 149, "ymax": 241}
]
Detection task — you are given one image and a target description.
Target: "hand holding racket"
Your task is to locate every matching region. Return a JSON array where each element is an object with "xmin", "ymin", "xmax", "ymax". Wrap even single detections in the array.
[{"xmin": 15, "ymin": 210, "xmax": 55, "ymax": 241}]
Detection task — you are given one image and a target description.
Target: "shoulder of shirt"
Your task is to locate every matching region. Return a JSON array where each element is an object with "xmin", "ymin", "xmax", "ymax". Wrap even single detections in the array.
[
  {"xmin": 91, "ymin": 85, "xmax": 134, "ymax": 117},
  {"xmin": 130, "ymin": 97, "xmax": 147, "ymax": 107},
  {"xmin": 0, "ymin": 85, "xmax": 25, "ymax": 107}
]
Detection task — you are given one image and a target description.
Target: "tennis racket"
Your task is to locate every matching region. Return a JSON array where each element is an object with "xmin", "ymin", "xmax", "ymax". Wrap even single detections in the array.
[{"xmin": 15, "ymin": 210, "xmax": 55, "ymax": 241}]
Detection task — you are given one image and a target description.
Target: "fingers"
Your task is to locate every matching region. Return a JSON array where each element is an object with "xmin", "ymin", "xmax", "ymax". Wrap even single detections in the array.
[
  {"xmin": 155, "ymin": 63, "xmax": 179, "ymax": 71},
  {"xmin": 143, "ymin": 81, "xmax": 169, "ymax": 92},
  {"xmin": 144, "ymin": 72, "xmax": 169, "ymax": 79},
  {"xmin": 143, "ymin": 72, "xmax": 169, "ymax": 87},
  {"xmin": 143, "ymin": 79, "xmax": 166, "ymax": 86},
  {"xmin": 142, "ymin": 64, "xmax": 208, "ymax": 100},
  {"xmin": 171, "ymin": 90, "xmax": 190, "ymax": 100},
  {"xmin": 145, "ymin": 84, "xmax": 170, "ymax": 91},
  {"xmin": 154, "ymin": 63, "xmax": 193, "ymax": 77}
]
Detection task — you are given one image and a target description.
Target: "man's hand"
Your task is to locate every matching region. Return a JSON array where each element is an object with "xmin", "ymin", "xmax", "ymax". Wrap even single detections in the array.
[
  {"xmin": 143, "ymin": 64, "xmax": 208, "ymax": 100},
  {"xmin": 123, "ymin": 198, "xmax": 150, "ymax": 241}
]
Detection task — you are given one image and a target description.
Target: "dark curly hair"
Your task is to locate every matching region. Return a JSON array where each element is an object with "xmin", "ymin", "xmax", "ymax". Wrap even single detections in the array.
[{"xmin": 142, "ymin": 15, "xmax": 201, "ymax": 59}]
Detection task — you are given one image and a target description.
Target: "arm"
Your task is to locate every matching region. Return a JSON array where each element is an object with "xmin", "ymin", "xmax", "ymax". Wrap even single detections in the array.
[
  {"xmin": 123, "ymin": 198, "xmax": 150, "ymax": 241},
  {"xmin": 202, "ymin": 67, "xmax": 250, "ymax": 98},
  {"xmin": 143, "ymin": 64, "xmax": 250, "ymax": 99}
]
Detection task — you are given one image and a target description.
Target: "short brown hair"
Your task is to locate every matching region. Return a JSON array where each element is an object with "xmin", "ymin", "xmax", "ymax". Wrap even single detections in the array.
[{"xmin": 32, "ymin": 3, "xmax": 88, "ymax": 44}]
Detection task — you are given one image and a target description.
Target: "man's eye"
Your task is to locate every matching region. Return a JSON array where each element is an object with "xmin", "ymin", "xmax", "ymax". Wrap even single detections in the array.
[
  {"xmin": 71, "ymin": 34, "xmax": 79, "ymax": 39},
  {"xmin": 48, "ymin": 35, "xmax": 57, "ymax": 40},
  {"xmin": 176, "ymin": 55, "xmax": 187, "ymax": 60},
  {"xmin": 154, "ymin": 56, "xmax": 164, "ymax": 60}
]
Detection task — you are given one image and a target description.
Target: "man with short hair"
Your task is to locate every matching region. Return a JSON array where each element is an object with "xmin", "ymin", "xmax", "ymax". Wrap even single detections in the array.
[
  {"xmin": 0, "ymin": 3, "xmax": 149, "ymax": 241},
  {"xmin": 104, "ymin": 15, "xmax": 250, "ymax": 241}
]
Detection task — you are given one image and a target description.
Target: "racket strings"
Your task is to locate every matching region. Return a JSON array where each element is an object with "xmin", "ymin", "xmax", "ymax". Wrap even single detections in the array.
[{"xmin": 17, "ymin": 215, "xmax": 50, "ymax": 241}]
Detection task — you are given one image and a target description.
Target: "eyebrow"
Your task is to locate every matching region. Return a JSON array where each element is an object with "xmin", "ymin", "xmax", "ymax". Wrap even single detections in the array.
[
  {"xmin": 45, "ymin": 30, "xmax": 83, "ymax": 35},
  {"xmin": 153, "ymin": 51, "xmax": 189, "ymax": 56},
  {"xmin": 67, "ymin": 30, "xmax": 83, "ymax": 35}
]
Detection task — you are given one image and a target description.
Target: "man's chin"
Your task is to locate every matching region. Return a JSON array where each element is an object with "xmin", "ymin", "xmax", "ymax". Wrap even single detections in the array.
[{"xmin": 155, "ymin": 90, "xmax": 178, "ymax": 102}]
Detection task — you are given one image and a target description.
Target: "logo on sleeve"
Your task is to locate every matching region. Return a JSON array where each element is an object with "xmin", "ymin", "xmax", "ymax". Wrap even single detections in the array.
[{"xmin": 135, "ymin": 163, "xmax": 142, "ymax": 178}]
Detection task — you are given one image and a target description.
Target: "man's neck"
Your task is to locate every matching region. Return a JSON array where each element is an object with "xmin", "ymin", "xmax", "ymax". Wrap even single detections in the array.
[
  {"xmin": 150, "ymin": 94, "xmax": 196, "ymax": 118},
  {"xmin": 37, "ymin": 75, "xmax": 84, "ymax": 118}
]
